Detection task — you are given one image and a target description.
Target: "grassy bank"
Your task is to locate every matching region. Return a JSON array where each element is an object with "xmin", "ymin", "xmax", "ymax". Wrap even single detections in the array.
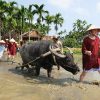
[{"xmin": 63, "ymin": 48, "xmax": 82, "ymax": 55}]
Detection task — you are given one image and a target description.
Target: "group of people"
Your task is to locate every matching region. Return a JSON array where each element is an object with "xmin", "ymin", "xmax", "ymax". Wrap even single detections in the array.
[
  {"xmin": 0, "ymin": 38, "xmax": 18, "ymax": 61},
  {"xmin": 0, "ymin": 25, "xmax": 100, "ymax": 82}
]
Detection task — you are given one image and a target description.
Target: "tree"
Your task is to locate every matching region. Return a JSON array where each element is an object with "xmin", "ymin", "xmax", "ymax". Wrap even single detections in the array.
[
  {"xmin": 26, "ymin": 4, "xmax": 35, "ymax": 42},
  {"xmin": 13, "ymin": 8, "xmax": 22, "ymax": 33},
  {"xmin": 0, "ymin": 0, "xmax": 7, "ymax": 40},
  {"xmin": 0, "ymin": 1, "xmax": 65, "ymax": 40},
  {"xmin": 53, "ymin": 13, "xmax": 64, "ymax": 34},
  {"xmin": 26, "ymin": 4, "xmax": 35, "ymax": 30},
  {"xmin": 18, "ymin": 5, "xmax": 27, "ymax": 40},
  {"xmin": 44, "ymin": 14, "xmax": 54, "ymax": 34},
  {"xmin": 5, "ymin": 1, "xmax": 17, "ymax": 39},
  {"xmin": 64, "ymin": 19, "xmax": 91, "ymax": 47},
  {"xmin": 33, "ymin": 4, "xmax": 48, "ymax": 24},
  {"xmin": 63, "ymin": 37, "xmax": 78, "ymax": 47},
  {"xmin": 58, "ymin": 29, "xmax": 66, "ymax": 37}
]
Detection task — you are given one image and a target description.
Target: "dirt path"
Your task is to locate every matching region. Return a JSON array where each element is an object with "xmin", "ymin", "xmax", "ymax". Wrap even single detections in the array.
[{"xmin": 0, "ymin": 54, "xmax": 100, "ymax": 100}]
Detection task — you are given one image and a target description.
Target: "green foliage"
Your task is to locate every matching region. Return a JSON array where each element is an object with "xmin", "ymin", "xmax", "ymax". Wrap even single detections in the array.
[
  {"xmin": 63, "ymin": 37, "xmax": 78, "ymax": 47},
  {"xmin": 64, "ymin": 19, "xmax": 91, "ymax": 47},
  {"xmin": 53, "ymin": 13, "xmax": 64, "ymax": 34},
  {"xmin": 0, "ymin": 0, "xmax": 91, "ymax": 44}
]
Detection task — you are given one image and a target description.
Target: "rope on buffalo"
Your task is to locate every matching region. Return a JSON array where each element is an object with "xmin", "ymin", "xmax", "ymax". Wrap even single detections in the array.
[{"xmin": 16, "ymin": 48, "xmax": 60, "ymax": 68}]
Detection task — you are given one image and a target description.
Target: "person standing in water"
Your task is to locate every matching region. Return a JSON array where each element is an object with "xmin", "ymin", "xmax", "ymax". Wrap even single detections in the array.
[{"xmin": 79, "ymin": 25, "xmax": 100, "ymax": 82}]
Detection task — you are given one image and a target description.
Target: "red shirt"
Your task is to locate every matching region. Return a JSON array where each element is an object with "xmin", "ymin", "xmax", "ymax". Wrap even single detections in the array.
[
  {"xmin": 8, "ymin": 42, "xmax": 17, "ymax": 55},
  {"xmin": 82, "ymin": 36, "xmax": 100, "ymax": 70}
]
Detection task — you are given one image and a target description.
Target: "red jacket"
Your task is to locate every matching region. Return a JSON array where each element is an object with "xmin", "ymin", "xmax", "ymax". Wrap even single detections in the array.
[
  {"xmin": 82, "ymin": 36, "xmax": 100, "ymax": 70},
  {"xmin": 8, "ymin": 42, "xmax": 17, "ymax": 55}
]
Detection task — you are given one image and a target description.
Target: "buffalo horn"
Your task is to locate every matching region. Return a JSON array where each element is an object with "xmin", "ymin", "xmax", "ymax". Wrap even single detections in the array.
[
  {"xmin": 66, "ymin": 47, "xmax": 73, "ymax": 54},
  {"xmin": 49, "ymin": 45, "xmax": 66, "ymax": 58}
]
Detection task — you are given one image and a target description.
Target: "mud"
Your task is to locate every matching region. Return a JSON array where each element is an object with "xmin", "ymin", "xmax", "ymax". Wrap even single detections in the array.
[{"xmin": 0, "ymin": 54, "xmax": 100, "ymax": 100}]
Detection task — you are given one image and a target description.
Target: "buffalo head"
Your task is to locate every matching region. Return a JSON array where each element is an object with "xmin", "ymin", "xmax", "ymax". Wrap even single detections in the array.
[
  {"xmin": 60, "ymin": 53, "xmax": 80, "ymax": 75},
  {"xmin": 50, "ymin": 46, "xmax": 80, "ymax": 75}
]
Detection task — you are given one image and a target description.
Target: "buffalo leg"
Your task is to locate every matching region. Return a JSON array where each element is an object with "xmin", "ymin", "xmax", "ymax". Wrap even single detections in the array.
[
  {"xmin": 21, "ymin": 65, "xmax": 24, "ymax": 70},
  {"xmin": 57, "ymin": 65, "xmax": 60, "ymax": 70},
  {"xmin": 47, "ymin": 68, "xmax": 52, "ymax": 77},
  {"xmin": 35, "ymin": 66, "xmax": 40, "ymax": 76},
  {"xmin": 21, "ymin": 63, "xmax": 30, "ymax": 72}
]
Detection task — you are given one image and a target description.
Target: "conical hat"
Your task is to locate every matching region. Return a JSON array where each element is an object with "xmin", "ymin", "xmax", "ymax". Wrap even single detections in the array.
[
  {"xmin": 6, "ymin": 39, "xmax": 9, "ymax": 41},
  {"xmin": 87, "ymin": 25, "xmax": 100, "ymax": 32},
  {"xmin": 0, "ymin": 40, "xmax": 5, "ymax": 43},
  {"xmin": 10, "ymin": 38, "xmax": 15, "ymax": 42}
]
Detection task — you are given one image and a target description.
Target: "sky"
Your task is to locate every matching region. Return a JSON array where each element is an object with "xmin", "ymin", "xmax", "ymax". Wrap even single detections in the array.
[{"xmin": 5, "ymin": 0, "xmax": 100, "ymax": 35}]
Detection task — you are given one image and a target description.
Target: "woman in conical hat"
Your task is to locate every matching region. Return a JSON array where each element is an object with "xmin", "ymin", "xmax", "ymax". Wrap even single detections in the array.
[
  {"xmin": 10, "ymin": 38, "xmax": 16, "ymax": 42},
  {"xmin": 8, "ymin": 38, "xmax": 17, "ymax": 60},
  {"xmin": 79, "ymin": 25, "xmax": 100, "ymax": 82},
  {"xmin": 87, "ymin": 25, "xmax": 100, "ymax": 32}
]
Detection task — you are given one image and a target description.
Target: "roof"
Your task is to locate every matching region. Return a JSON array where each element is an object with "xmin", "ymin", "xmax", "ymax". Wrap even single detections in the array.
[
  {"xmin": 22, "ymin": 29, "xmax": 42, "ymax": 38},
  {"xmin": 42, "ymin": 35, "xmax": 53, "ymax": 40}
]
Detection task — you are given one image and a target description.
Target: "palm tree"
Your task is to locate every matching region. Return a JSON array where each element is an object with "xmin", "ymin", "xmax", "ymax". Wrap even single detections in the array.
[
  {"xmin": 33, "ymin": 4, "xmax": 48, "ymax": 24},
  {"xmin": 5, "ymin": 1, "xmax": 17, "ymax": 39},
  {"xmin": 0, "ymin": 0, "xmax": 7, "ymax": 40},
  {"xmin": 53, "ymin": 13, "xmax": 64, "ymax": 34},
  {"xmin": 13, "ymin": 8, "xmax": 22, "ymax": 33},
  {"xmin": 26, "ymin": 4, "xmax": 35, "ymax": 42},
  {"xmin": 18, "ymin": 5, "xmax": 27, "ymax": 40},
  {"xmin": 44, "ymin": 15, "xmax": 54, "ymax": 34},
  {"xmin": 26, "ymin": 4, "xmax": 35, "ymax": 30}
]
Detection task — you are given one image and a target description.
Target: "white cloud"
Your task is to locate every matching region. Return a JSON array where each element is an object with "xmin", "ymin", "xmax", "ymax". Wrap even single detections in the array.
[{"xmin": 49, "ymin": 0, "xmax": 74, "ymax": 9}]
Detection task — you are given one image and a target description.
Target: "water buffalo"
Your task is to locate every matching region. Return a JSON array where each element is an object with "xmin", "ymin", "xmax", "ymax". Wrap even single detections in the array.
[{"xmin": 19, "ymin": 40, "xmax": 80, "ymax": 77}]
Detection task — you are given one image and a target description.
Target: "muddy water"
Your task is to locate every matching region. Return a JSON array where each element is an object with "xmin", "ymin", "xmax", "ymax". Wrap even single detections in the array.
[
  {"xmin": 0, "ymin": 55, "xmax": 100, "ymax": 100},
  {"xmin": 0, "ymin": 61, "xmax": 75, "ymax": 100}
]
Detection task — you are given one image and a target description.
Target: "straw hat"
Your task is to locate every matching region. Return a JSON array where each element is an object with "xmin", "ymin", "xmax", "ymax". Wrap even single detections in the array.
[
  {"xmin": 0, "ymin": 40, "xmax": 5, "ymax": 44},
  {"xmin": 10, "ymin": 38, "xmax": 15, "ymax": 42},
  {"xmin": 87, "ymin": 25, "xmax": 100, "ymax": 32},
  {"xmin": 6, "ymin": 39, "xmax": 9, "ymax": 41}
]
